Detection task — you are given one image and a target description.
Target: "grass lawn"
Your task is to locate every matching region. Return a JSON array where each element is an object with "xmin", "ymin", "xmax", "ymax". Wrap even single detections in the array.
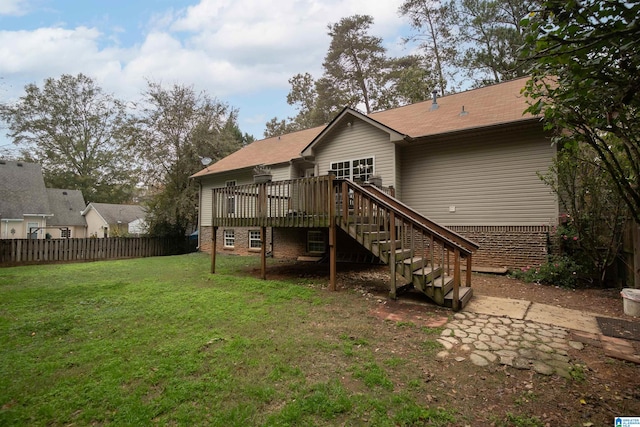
[{"xmin": 0, "ymin": 254, "xmax": 454, "ymax": 426}]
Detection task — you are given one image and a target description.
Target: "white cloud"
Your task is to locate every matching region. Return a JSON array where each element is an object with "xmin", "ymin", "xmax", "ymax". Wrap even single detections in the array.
[
  {"xmin": 0, "ymin": 0, "xmax": 411, "ymax": 139},
  {"xmin": 0, "ymin": 0, "xmax": 30, "ymax": 16}
]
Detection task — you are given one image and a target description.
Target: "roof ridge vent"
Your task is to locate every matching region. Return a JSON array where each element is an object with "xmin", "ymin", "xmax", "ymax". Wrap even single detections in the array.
[{"xmin": 430, "ymin": 90, "xmax": 439, "ymax": 111}]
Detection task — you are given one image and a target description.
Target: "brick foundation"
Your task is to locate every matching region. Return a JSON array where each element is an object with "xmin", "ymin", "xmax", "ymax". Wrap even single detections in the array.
[
  {"xmin": 200, "ymin": 226, "xmax": 273, "ymax": 256},
  {"xmin": 449, "ymin": 225, "xmax": 551, "ymax": 270},
  {"xmin": 201, "ymin": 225, "xmax": 552, "ymax": 270}
]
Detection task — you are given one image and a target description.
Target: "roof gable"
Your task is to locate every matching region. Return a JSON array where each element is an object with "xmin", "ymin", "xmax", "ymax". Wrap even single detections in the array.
[
  {"xmin": 46, "ymin": 189, "xmax": 87, "ymax": 226},
  {"xmin": 83, "ymin": 203, "xmax": 146, "ymax": 225},
  {"xmin": 301, "ymin": 108, "xmax": 407, "ymax": 157},
  {"xmin": 0, "ymin": 160, "xmax": 50, "ymax": 219}
]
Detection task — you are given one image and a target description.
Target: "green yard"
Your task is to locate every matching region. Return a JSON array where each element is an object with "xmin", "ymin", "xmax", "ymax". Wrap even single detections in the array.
[{"xmin": 0, "ymin": 254, "xmax": 454, "ymax": 426}]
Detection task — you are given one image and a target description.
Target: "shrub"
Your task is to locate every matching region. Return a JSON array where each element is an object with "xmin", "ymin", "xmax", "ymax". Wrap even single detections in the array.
[{"xmin": 510, "ymin": 255, "xmax": 581, "ymax": 289}]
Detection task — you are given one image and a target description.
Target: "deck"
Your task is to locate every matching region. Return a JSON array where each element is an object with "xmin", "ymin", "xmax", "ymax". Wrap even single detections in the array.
[{"xmin": 210, "ymin": 175, "xmax": 479, "ymax": 310}]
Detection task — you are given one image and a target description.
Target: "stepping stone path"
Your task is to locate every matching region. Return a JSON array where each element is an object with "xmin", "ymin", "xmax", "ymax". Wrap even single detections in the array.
[{"xmin": 437, "ymin": 311, "xmax": 585, "ymax": 377}]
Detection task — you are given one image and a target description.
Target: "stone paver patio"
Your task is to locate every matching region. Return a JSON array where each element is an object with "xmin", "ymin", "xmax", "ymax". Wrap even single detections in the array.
[{"xmin": 437, "ymin": 311, "xmax": 585, "ymax": 377}]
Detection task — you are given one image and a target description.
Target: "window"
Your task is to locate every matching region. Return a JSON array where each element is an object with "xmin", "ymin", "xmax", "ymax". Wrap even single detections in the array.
[
  {"xmin": 330, "ymin": 157, "xmax": 374, "ymax": 182},
  {"xmin": 27, "ymin": 222, "xmax": 38, "ymax": 239},
  {"xmin": 307, "ymin": 230, "xmax": 326, "ymax": 254},
  {"xmin": 61, "ymin": 228, "xmax": 71, "ymax": 238},
  {"xmin": 223, "ymin": 229, "xmax": 235, "ymax": 247},
  {"xmin": 249, "ymin": 230, "xmax": 262, "ymax": 249},
  {"xmin": 225, "ymin": 180, "xmax": 236, "ymax": 215}
]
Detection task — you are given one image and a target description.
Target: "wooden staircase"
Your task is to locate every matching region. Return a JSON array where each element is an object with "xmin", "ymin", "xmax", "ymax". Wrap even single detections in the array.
[{"xmin": 334, "ymin": 180, "xmax": 479, "ymax": 310}]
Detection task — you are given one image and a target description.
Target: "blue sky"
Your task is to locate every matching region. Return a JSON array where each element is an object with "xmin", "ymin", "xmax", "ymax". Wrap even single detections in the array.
[{"xmin": 0, "ymin": 0, "xmax": 415, "ymax": 156}]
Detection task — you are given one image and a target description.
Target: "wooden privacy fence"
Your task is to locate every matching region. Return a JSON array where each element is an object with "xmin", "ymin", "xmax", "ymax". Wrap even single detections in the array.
[{"xmin": 0, "ymin": 237, "xmax": 196, "ymax": 266}]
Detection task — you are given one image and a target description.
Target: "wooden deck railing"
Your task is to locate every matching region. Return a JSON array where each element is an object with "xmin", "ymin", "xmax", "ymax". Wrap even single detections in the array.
[
  {"xmin": 211, "ymin": 176, "xmax": 333, "ymax": 227},
  {"xmin": 334, "ymin": 180, "xmax": 476, "ymax": 310}
]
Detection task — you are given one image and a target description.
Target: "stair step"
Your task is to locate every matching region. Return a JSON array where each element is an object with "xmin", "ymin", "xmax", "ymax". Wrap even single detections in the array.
[
  {"xmin": 443, "ymin": 286, "xmax": 474, "ymax": 310},
  {"xmin": 373, "ymin": 239, "xmax": 401, "ymax": 250},
  {"xmin": 412, "ymin": 265, "xmax": 443, "ymax": 283},
  {"xmin": 392, "ymin": 248, "xmax": 413, "ymax": 261},
  {"xmin": 361, "ymin": 230, "xmax": 390, "ymax": 241}
]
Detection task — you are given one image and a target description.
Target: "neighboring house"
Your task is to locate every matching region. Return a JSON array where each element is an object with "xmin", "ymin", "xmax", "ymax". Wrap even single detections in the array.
[
  {"xmin": 0, "ymin": 160, "xmax": 89, "ymax": 239},
  {"xmin": 46, "ymin": 189, "xmax": 88, "ymax": 238},
  {"xmin": 0, "ymin": 160, "xmax": 52, "ymax": 239},
  {"xmin": 82, "ymin": 203, "xmax": 147, "ymax": 237},
  {"xmin": 191, "ymin": 77, "xmax": 557, "ymax": 270}
]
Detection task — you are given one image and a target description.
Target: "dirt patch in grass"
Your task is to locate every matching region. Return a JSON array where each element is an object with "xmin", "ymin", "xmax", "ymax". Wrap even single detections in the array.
[{"xmin": 256, "ymin": 259, "xmax": 640, "ymax": 426}]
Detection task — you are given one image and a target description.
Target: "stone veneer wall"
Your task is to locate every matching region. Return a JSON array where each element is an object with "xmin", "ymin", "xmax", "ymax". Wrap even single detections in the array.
[{"xmin": 448, "ymin": 225, "xmax": 552, "ymax": 270}]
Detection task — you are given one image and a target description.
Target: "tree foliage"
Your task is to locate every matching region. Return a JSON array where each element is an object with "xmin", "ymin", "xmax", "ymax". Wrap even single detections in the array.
[
  {"xmin": 539, "ymin": 143, "xmax": 628, "ymax": 286},
  {"xmin": 399, "ymin": 0, "xmax": 456, "ymax": 95},
  {"xmin": 265, "ymin": 15, "xmax": 438, "ymax": 137},
  {"xmin": 522, "ymin": 0, "xmax": 640, "ymax": 222},
  {"xmin": 0, "ymin": 73, "xmax": 137, "ymax": 203},
  {"xmin": 450, "ymin": 0, "xmax": 531, "ymax": 85},
  {"xmin": 323, "ymin": 15, "xmax": 388, "ymax": 114},
  {"xmin": 133, "ymin": 82, "xmax": 242, "ymax": 236}
]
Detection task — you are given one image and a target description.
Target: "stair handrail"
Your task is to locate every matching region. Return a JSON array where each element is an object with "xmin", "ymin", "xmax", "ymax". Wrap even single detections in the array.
[
  {"xmin": 336, "ymin": 179, "xmax": 476, "ymax": 256},
  {"xmin": 361, "ymin": 183, "xmax": 479, "ymax": 254}
]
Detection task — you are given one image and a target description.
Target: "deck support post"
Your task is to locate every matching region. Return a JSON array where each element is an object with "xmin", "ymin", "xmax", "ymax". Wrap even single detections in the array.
[
  {"xmin": 466, "ymin": 254, "xmax": 472, "ymax": 286},
  {"xmin": 453, "ymin": 248, "xmax": 461, "ymax": 311},
  {"xmin": 329, "ymin": 175, "xmax": 337, "ymax": 291},
  {"xmin": 210, "ymin": 226, "xmax": 218, "ymax": 274},
  {"xmin": 389, "ymin": 211, "xmax": 397, "ymax": 299},
  {"xmin": 260, "ymin": 226, "xmax": 267, "ymax": 280}
]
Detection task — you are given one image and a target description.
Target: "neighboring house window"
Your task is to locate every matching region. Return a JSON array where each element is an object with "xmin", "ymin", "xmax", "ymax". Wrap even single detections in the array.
[
  {"xmin": 307, "ymin": 230, "xmax": 326, "ymax": 254},
  {"xmin": 248, "ymin": 230, "xmax": 262, "ymax": 249},
  {"xmin": 223, "ymin": 229, "xmax": 235, "ymax": 247},
  {"xmin": 226, "ymin": 180, "xmax": 236, "ymax": 215},
  {"xmin": 330, "ymin": 157, "xmax": 374, "ymax": 182},
  {"xmin": 61, "ymin": 229, "xmax": 71, "ymax": 238},
  {"xmin": 27, "ymin": 222, "xmax": 38, "ymax": 239}
]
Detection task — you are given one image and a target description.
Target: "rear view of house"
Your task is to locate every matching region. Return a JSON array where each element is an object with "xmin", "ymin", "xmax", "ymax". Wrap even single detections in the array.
[{"xmin": 191, "ymin": 78, "xmax": 558, "ymax": 309}]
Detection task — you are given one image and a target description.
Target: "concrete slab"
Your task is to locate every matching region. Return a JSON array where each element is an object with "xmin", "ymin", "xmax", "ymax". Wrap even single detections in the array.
[
  {"xmin": 464, "ymin": 295, "xmax": 531, "ymax": 320},
  {"xmin": 525, "ymin": 303, "xmax": 600, "ymax": 334}
]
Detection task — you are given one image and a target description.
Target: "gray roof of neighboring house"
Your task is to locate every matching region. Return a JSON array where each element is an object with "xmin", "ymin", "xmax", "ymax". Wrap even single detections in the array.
[
  {"xmin": 0, "ymin": 160, "xmax": 50, "ymax": 220},
  {"xmin": 46, "ymin": 189, "xmax": 87, "ymax": 227},
  {"xmin": 85, "ymin": 203, "xmax": 146, "ymax": 225}
]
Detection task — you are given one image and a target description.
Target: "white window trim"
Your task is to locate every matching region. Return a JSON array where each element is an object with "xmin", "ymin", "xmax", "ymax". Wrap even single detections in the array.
[
  {"xmin": 248, "ymin": 229, "xmax": 262, "ymax": 249},
  {"xmin": 223, "ymin": 229, "xmax": 235, "ymax": 248},
  {"xmin": 330, "ymin": 156, "xmax": 375, "ymax": 181}
]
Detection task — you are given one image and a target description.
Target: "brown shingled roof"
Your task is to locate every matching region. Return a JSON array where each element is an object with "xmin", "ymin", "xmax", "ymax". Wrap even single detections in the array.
[
  {"xmin": 191, "ymin": 126, "xmax": 323, "ymax": 178},
  {"xmin": 371, "ymin": 76, "xmax": 535, "ymax": 138},
  {"xmin": 192, "ymin": 77, "xmax": 536, "ymax": 178}
]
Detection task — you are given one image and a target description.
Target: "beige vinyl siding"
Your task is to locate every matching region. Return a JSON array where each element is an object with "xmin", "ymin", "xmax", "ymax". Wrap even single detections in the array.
[
  {"xmin": 199, "ymin": 170, "xmax": 253, "ymax": 226},
  {"xmin": 270, "ymin": 163, "xmax": 291, "ymax": 181},
  {"xmin": 313, "ymin": 120, "xmax": 397, "ymax": 188},
  {"xmin": 198, "ymin": 164, "xmax": 293, "ymax": 226},
  {"xmin": 400, "ymin": 126, "xmax": 558, "ymax": 226}
]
